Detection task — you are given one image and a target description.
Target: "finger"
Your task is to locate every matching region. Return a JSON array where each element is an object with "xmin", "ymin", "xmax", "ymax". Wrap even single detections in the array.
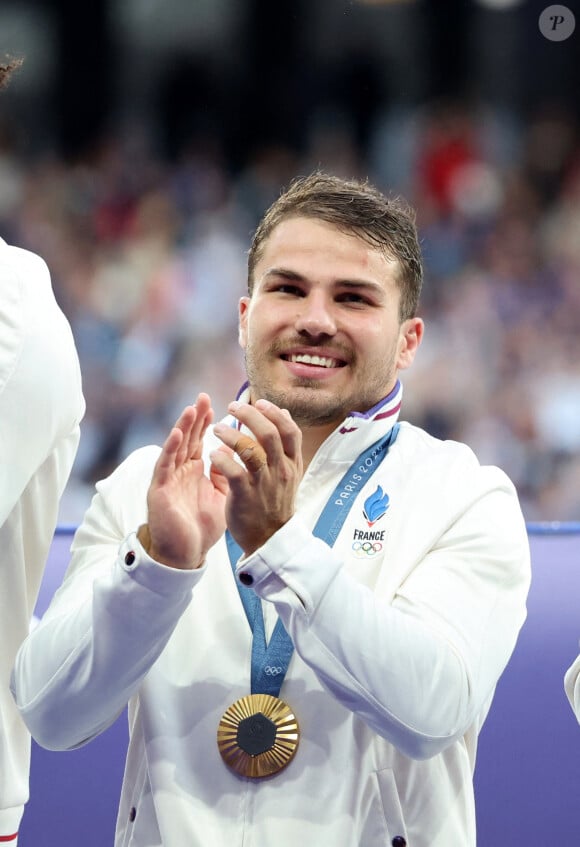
[
  {"xmin": 153, "ymin": 426, "xmax": 184, "ymax": 485},
  {"xmin": 212, "ymin": 424, "xmax": 268, "ymax": 475},
  {"xmin": 209, "ymin": 446, "xmax": 249, "ymax": 484},
  {"xmin": 230, "ymin": 400, "xmax": 300, "ymax": 463},
  {"xmin": 209, "ymin": 451, "xmax": 231, "ymax": 496},
  {"xmin": 175, "ymin": 407, "xmax": 197, "ymax": 468},
  {"xmin": 227, "ymin": 403, "xmax": 282, "ymax": 466},
  {"xmin": 233, "ymin": 433, "xmax": 268, "ymax": 473},
  {"xmin": 254, "ymin": 399, "xmax": 301, "ymax": 461},
  {"xmin": 186, "ymin": 394, "xmax": 213, "ymax": 461}
]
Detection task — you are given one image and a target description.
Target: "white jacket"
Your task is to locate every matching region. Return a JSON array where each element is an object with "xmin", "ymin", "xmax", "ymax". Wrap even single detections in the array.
[
  {"xmin": 13, "ymin": 388, "xmax": 530, "ymax": 846},
  {"xmin": 0, "ymin": 238, "xmax": 84, "ymax": 842},
  {"xmin": 564, "ymin": 655, "xmax": 580, "ymax": 721}
]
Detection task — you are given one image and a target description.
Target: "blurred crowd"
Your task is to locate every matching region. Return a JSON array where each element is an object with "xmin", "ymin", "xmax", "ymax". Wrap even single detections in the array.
[{"xmin": 1, "ymin": 98, "xmax": 579, "ymax": 523}]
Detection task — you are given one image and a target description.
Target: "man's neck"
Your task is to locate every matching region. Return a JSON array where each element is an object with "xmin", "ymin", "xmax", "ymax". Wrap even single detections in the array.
[
  {"xmin": 300, "ymin": 421, "xmax": 338, "ymax": 473},
  {"xmin": 298, "ymin": 381, "xmax": 404, "ymax": 472}
]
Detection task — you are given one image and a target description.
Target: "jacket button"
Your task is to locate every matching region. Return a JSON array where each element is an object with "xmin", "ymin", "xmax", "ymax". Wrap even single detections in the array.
[
  {"xmin": 124, "ymin": 551, "xmax": 136, "ymax": 566},
  {"xmin": 392, "ymin": 838, "xmax": 406, "ymax": 847},
  {"xmin": 239, "ymin": 572, "xmax": 253, "ymax": 586},
  {"xmin": 129, "ymin": 807, "xmax": 136, "ymax": 822}
]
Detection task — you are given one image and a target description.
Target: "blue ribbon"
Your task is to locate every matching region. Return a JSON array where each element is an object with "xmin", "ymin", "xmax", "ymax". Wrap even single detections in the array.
[{"xmin": 226, "ymin": 422, "xmax": 400, "ymax": 698}]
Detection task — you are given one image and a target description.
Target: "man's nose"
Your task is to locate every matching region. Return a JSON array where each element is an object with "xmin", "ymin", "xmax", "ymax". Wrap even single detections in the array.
[{"xmin": 294, "ymin": 292, "xmax": 337, "ymax": 337}]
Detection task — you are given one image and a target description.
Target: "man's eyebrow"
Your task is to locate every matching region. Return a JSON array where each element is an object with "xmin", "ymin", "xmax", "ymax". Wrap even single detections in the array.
[
  {"xmin": 263, "ymin": 268, "xmax": 304, "ymax": 281},
  {"xmin": 263, "ymin": 268, "xmax": 385, "ymax": 293},
  {"xmin": 337, "ymin": 279, "xmax": 385, "ymax": 294}
]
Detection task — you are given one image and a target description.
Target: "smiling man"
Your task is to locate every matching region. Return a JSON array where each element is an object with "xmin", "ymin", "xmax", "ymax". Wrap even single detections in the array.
[
  {"xmin": 12, "ymin": 172, "xmax": 530, "ymax": 847},
  {"xmin": 240, "ymin": 215, "xmax": 421, "ymax": 452}
]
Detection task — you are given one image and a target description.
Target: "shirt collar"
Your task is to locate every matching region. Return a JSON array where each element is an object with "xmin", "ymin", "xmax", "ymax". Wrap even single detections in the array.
[{"xmin": 230, "ymin": 380, "xmax": 403, "ymax": 441}]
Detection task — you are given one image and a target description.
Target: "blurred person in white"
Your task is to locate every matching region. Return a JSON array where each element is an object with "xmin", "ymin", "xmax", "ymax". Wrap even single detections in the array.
[
  {"xmin": 12, "ymin": 172, "xmax": 529, "ymax": 847},
  {"xmin": 565, "ymin": 645, "xmax": 580, "ymax": 723},
  {"xmin": 0, "ymin": 57, "xmax": 85, "ymax": 846}
]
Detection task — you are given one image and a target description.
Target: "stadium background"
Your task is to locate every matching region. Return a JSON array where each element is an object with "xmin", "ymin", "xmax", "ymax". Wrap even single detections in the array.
[
  {"xmin": 1, "ymin": 0, "xmax": 580, "ymax": 522},
  {"xmin": 1, "ymin": 1, "xmax": 580, "ymax": 844}
]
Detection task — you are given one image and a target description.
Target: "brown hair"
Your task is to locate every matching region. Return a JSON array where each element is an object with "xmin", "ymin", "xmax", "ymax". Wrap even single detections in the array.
[{"xmin": 247, "ymin": 171, "xmax": 423, "ymax": 320}]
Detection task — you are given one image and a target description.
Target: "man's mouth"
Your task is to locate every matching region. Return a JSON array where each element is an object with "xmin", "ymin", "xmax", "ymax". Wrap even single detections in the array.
[{"xmin": 283, "ymin": 353, "xmax": 346, "ymax": 369}]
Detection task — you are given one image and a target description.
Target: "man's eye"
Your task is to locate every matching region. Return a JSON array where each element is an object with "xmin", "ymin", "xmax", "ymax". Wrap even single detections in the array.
[
  {"xmin": 337, "ymin": 292, "xmax": 368, "ymax": 304},
  {"xmin": 274, "ymin": 284, "xmax": 304, "ymax": 296}
]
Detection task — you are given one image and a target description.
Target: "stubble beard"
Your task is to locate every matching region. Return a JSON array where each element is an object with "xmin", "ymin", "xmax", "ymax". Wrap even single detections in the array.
[{"xmin": 244, "ymin": 346, "xmax": 397, "ymax": 428}]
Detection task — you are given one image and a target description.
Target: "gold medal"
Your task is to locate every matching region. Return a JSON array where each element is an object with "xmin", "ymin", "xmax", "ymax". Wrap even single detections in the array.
[{"xmin": 217, "ymin": 693, "xmax": 300, "ymax": 778}]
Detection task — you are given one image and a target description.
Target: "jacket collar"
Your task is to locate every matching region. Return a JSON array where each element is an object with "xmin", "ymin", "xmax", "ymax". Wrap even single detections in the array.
[{"xmin": 230, "ymin": 380, "xmax": 403, "ymax": 465}]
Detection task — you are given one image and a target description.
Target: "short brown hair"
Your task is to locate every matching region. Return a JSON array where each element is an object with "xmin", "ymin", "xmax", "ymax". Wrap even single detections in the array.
[{"xmin": 247, "ymin": 171, "xmax": 423, "ymax": 320}]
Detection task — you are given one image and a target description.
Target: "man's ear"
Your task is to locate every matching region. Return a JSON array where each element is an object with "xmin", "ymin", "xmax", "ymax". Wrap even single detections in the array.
[
  {"xmin": 397, "ymin": 317, "xmax": 424, "ymax": 371},
  {"xmin": 238, "ymin": 296, "xmax": 250, "ymax": 349}
]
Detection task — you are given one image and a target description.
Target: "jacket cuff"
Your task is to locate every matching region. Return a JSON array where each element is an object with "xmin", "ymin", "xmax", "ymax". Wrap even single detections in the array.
[
  {"xmin": 234, "ymin": 515, "xmax": 341, "ymax": 613},
  {"xmin": 116, "ymin": 532, "xmax": 206, "ymax": 598},
  {"xmin": 0, "ymin": 806, "xmax": 23, "ymax": 844}
]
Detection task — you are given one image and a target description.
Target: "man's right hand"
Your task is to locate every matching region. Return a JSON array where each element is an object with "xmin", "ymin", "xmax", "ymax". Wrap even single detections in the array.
[{"xmin": 140, "ymin": 393, "xmax": 229, "ymax": 570}]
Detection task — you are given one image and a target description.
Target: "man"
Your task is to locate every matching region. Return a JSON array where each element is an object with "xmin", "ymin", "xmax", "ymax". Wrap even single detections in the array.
[
  {"xmin": 12, "ymin": 172, "xmax": 530, "ymax": 846},
  {"xmin": 1, "ymin": 50, "xmax": 85, "ymax": 847}
]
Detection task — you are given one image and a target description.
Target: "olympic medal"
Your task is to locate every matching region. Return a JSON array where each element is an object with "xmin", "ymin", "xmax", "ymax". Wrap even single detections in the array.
[{"xmin": 217, "ymin": 693, "xmax": 299, "ymax": 778}]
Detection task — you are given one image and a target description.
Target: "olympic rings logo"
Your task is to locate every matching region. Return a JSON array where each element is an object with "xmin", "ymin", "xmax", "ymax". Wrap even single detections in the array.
[
  {"xmin": 352, "ymin": 541, "xmax": 383, "ymax": 557},
  {"xmin": 264, "ymin": 666, "xmax": 283, "ymax": 676}
]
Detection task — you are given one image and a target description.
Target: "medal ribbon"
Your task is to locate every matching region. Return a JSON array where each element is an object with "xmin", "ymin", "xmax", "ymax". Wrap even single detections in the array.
[{"xmin": 226, "ymin": 422, "xmax": 400, "ymax": 698}]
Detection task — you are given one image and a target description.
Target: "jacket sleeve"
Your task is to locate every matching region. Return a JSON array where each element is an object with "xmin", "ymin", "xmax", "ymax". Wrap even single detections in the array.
[
  {"xmin": 0, "ymin": 248, "xmax": 84, "ymax": 527},
  {"xmin": 564, "ymin": 656, "xmax": 580, "ymax": 721},
  {"xmin": 236, "ymin": 466, "xmax": 531, "ymax": 760},
  {"xmin": 11, "ymin": 448, "xmax": 203, "ymax": 751}
]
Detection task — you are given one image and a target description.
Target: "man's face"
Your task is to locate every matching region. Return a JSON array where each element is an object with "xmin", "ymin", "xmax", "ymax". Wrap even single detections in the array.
[{"xmin": 239, "ymin": 217, "xmax": 423, "ymax": 428}]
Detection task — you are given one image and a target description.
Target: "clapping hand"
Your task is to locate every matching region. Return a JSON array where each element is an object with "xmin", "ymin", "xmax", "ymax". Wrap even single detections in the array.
[
  {"xmin": 211, "ymin": 398, "xmax": 303, "ymax": 556},
  {"xmin": 139, "ymin": 393, "xmax": 229, "ymax": 570}
]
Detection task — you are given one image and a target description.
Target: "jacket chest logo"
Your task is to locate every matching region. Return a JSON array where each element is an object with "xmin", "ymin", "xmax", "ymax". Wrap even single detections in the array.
[{"xmin": 351, "ymin": 485, "xmax": 390, "ymax": 558}]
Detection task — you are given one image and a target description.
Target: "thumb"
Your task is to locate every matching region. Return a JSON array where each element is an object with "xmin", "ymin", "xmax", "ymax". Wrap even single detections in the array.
[{"xmin": 210, "ymin": 447, "xmax": 232, "ymax": 495}]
